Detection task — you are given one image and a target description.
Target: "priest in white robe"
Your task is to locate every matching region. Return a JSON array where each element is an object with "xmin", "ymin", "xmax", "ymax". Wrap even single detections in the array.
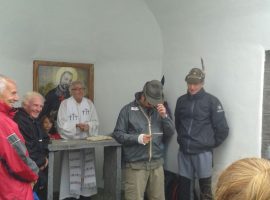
[{"xmin": 57, "ymin": 80, "xmax": 99, "ymax": 200}]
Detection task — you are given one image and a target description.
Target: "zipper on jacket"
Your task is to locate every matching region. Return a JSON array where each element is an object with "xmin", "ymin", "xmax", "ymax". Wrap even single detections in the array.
[
  {"xmin": 139, "ymin": 106, "xmax": 152, "ymax": 162},
  {"xmin": 187, "ymin": 101, "xmax": 195, "ymax": 153}
]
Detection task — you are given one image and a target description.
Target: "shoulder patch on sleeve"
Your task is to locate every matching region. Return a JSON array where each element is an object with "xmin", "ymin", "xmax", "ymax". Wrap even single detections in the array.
[
  {"xmin": 217, "ymin": 105, "xmax": 224, "ymax": 113},
  {"xmin": 7, "ymin": 133, "xmax": 27, "ymax": 155},
  {"xmin": 7, "ymin": 133, "xmax": 20, "ymax": 145}
]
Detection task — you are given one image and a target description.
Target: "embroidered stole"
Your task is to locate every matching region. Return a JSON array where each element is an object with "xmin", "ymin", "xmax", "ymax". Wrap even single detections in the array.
[
  {"xmin": 66, "ymin": 97, "xmax": 97, "ymax": 195},
  {"xmin": 69, "ymin": 149, "xmax": 96, "ymax": 195}
]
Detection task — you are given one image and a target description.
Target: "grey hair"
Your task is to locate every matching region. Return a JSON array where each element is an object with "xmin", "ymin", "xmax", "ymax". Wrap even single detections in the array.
[
  {"xmin": 0, "ymin": 75, "xmax": 8, "ymax": 94},
  {"xmin": 69, "ymin": 80, "xmax": 85, "ymax": 92},
  {"xmin": 0, "ymin": 74, "xmax": 16, "ymax": 95},
  {"xmin": 21, "ymin": 91, "xmax": 44, "ymax": 108}
]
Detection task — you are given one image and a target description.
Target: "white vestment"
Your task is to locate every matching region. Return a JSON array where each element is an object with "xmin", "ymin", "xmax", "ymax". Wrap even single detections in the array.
[{"xmin": 57, "ymin": 96, "xmax": 99, "ymax": 200}]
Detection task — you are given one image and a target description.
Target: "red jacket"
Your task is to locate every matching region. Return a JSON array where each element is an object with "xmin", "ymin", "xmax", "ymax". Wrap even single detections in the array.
[{"xmin": 0, "ymin": 101, "xmax": 39, "ymax": 200}]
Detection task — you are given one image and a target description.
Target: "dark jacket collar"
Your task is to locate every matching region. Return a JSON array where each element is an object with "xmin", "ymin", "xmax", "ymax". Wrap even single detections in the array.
[
  {"xmin": 187, "ymin": 88, "xmax": 206, "ymax": 100},
  {"xmin": 16, "ymin": 107, "xmax": 37, "ymax": 122}
]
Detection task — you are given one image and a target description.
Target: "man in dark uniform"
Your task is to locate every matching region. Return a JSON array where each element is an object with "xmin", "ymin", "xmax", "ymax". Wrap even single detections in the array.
[{"xmin": 174, "ymin": 68, "xmax": 229, "ymax": 200}]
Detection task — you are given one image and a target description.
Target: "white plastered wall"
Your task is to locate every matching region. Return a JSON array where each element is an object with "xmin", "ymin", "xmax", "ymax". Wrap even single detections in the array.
[
  {"xmin": 0, "ymin": 0, "xmax": 163, "ymax": 189},
  {"xmin": 1, "ymin": 0, "xmax": 270, "ymax": 190},
  {"xmin": 145, "ymin": 0, "xmax": 270, "ymax": 182}
]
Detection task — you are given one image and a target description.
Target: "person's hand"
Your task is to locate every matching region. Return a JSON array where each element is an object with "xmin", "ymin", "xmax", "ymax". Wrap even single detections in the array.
[
  {"xmin": 143, "ymin": 134, "xmax": 152, "ymax": 144},
  {"xmin": 156, "ymin": 104, "xmax": 167, "ymax": 118},
  {"xmin": 76, "ymin": 123, "xmax": 85, "ymax": 131},
  {"xmin": 82, "ymin": 124, "xmax": 89, "ymax": 131},
  {"xmin": 76, "ymin": 123, "xmax": 82, "ymax": 129},
  {"xmin": 138, "ymin": 134, "xmax": 152, "ymax": 145},
  {"xmin": 40, "ymin": 157, "xmax": 48, "ymax": 171},
  {"xmin": 44, "ymin": 157, "xmax": 48, "ymax": 168},
  {"xmin": 76, "ymin": 123, "xmax": 90, "ymax": 132},
  {"xmin": 31, "ymin": 180, "xmax": 37, "ymax": 188}
]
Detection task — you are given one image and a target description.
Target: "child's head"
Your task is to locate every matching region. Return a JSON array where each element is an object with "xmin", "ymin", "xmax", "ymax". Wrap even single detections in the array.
[
  {"xmin": 215, "ymin": 157, "xmax": 270, "ymax": 200},
  {"xmin": 41, "ymin": 115, "xmax": 53, "ymax": 133}
]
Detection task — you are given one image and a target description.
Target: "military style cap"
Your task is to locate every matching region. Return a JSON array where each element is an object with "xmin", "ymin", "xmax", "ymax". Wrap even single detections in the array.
[{"xmin": 185, "ymin": 68, "xmax": 205, "ymax": 84}]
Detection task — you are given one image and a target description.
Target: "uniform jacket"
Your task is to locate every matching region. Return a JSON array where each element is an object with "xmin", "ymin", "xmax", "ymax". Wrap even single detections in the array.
[
  {"xmin": 0, "ymin": 101, "xmax": 39, "ymax": 200},
  {"xmin": 113, "ymin": 93, "xmax": 175, "ymax": 163},
  {"xmin": 174, "ymin": 88, "xmax": 229, "ymax": 154}
]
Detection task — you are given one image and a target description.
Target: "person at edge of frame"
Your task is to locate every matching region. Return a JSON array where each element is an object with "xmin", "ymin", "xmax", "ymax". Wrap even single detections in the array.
[{"xmin": 0, "ymin": 74, "xmax": 39, "ymax": 200}]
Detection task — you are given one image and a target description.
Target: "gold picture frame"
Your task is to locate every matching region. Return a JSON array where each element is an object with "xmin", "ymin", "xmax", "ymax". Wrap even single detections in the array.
[{"xmin": 33, "ymin": 60, "xmax": 94, "ymax": 101}]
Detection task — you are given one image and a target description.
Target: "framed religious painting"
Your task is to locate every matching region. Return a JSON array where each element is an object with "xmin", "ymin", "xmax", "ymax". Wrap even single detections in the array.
[
  {"xmin": 33, "ymin": 60, "xmax": 94, "ymax": 122},
  {"xmin": 33, "ymin": 60, "xmax": 94, "ymax": 100}
]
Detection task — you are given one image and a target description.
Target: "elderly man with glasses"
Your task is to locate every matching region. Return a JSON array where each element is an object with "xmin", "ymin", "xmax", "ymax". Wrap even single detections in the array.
[{"xmin": 57, "ymin": 80, "xmax": 99, "ymax": 200}]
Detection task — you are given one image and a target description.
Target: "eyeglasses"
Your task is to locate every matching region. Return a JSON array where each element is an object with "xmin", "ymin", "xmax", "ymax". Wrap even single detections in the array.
[{"xmin": 71, "ymin": 88, "xmax": 85, "ymax": 91}]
